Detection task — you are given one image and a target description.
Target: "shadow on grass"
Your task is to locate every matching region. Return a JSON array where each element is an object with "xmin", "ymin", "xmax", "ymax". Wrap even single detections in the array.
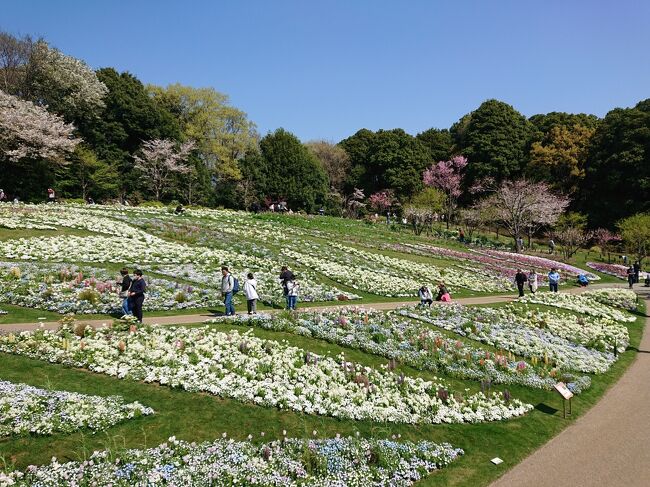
[{"xmin": 534, "ymin": 403, "xmax": 559, "ymax": 415}]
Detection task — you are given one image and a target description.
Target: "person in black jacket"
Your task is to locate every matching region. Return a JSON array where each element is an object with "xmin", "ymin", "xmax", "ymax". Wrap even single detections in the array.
[
  {"xmin": 279, "ymin": 266, "xmax": 295, "ymax": 310},
  {"xmin": 128, "ymin": 269, "xmax": 147, "ymax": 323},
  {"xmin": 118, "ymin": 268, "xmax": 132, "ymax": 316},
  {"xmin": 515, "ymin": 269, "xmax": 528, "ymax": 297}
]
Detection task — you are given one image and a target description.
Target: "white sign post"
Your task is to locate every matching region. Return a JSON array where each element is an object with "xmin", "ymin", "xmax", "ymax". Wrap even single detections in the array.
[{"xmin": 554, "ymin": 382, "xmax": 574, "ymax": 418}]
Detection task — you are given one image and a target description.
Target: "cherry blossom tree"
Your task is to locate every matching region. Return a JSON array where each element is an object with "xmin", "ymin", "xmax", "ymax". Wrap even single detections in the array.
[
  {"xmin": 483, "ymin": 179, "xmax": 569, "ymax": 252},
  {"xmin": 368, "ymin": 190, "xmax": 395, "ymax": 215},
  {"xmin": 134, "ymin": 139, "xmax": 194, "ymax": 200},
  {"xmin": 422, "ymin": 155, "xmax": 467, "ymax": 228},
  {"xmin": 0, "ymin": 89, "xmax": 79, "ymax": 164},
  {"xmin": 592, "ymin": 228, "xmax": 621, "ymax": 263}
]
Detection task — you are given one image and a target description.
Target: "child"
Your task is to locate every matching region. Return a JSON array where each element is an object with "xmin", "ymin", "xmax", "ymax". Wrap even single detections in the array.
[{"xmin": 243, "ymin": 272, "xmax": 259, "ymax": 315}]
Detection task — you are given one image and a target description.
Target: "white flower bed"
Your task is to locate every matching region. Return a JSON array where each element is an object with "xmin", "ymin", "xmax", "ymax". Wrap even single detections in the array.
[
  {"xmin": 0, "ymin": 379, "xmax": 153, "ymax": 437},
  {"xmin": 402, "ymin": 304, "xmax": 617, "ymax": 374},
  {"xmin": 583, "ymin": 288, "xmax": 638, "ymax": 311},
  {"xmin": 518, "ymin": 292, "xmax": 636, "ymax": 322},
  {"xmin": 2, "ymin": 436, "xmax": 463, "ymax": 487},
  {"xmin": 0, "ymin": 325, "xmax": 532, "ymax": 425}
]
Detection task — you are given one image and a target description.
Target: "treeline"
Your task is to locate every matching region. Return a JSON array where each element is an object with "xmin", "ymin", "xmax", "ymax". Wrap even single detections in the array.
[{"xmin": 0, "ymin": 30, "xmax": 648, "ymax": 229}]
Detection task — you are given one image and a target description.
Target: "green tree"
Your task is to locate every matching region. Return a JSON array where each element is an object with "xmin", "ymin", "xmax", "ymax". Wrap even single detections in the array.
[
  {"xmin": 305, "ymin": 140, "xmax": 351, "ymax": 192},
  {"xmin": 451, "ymin": 99, "xmax": 535, "ymax": 186},
  {"xmin": 257, "ymin": 129, "xmax": 327, "ymax": 212},
  {"xmin": 529, "ymin": 112, "xmax": 600, "ymax": 135},
  {"xmin": 339, "ymin": 129, "xmax": 429, "ymax": 199},
  {"xmin": 617, "ymin": 213, "xmax": 650, "ymax": 266},
  {"xmin": 57, "ymin": 145, "xmax": 119, "ymax": 200},
  {"xmin": 416, "ymin": 128, "xmax": 453, "ymax": 162},
  {"xmin": 581, "ymin": 99, "xmax": 650, "ymax": 228},
  {"xmin": 528, "ymin": 124, "xmax": 595, "ymax": 195}
]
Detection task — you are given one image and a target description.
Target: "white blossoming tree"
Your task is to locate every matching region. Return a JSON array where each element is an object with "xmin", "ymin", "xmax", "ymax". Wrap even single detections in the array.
[
  {"xmin": 134, "ymin": 139, "xmax": 194, "ymax": 200},
  {"xmin": 0, "ymin": 89, "xmax": 79, "ymax": 164}
]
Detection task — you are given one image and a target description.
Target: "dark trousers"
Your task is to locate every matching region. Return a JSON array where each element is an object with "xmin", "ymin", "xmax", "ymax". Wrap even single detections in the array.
[
  {"xmin": 247, "ymin": 299, "xmax": 257, "ymax": 314},
  {"xmin": 130, "ymin": 296, "xmax": 145, "ymax": 322},
  {"xmin": 549, "ymin": 282, "xmax": 558, "ymax": 292},
  {"xmin": 420, "ymin": 298, "xmax": 433, "ymax": 307},
  {"xmin": 517, "ymin": 284, "xmax": 525, "ymax": 297}
]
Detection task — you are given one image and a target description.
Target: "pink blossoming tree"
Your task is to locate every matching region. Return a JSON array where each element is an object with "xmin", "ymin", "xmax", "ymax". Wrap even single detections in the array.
[
  {"xmin": 369, "ymin": 190, "xmax": 395, "ymax": 215},
  {"xmin": 134, "ymin": 139, "xmax": 195, "ymax": 200},
  {"xmin": 422, "ymin": 155, "xmax": 467, "ymax": 228}
]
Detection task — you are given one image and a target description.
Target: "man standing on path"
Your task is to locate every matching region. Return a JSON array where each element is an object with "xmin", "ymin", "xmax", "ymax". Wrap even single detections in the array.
[
  {"xmin": 548, "ymin": 268, "xmax": 560, "ymax": 292},
  {"xmin": 627, "ymin": 266, "xmax": 636, "ymax": 289},
  {"xmin": 128, "ymin": 269, "xmax": 146, "ymax": 323},
  {"xmin": 221, "ymin": 266, "xmax": 235, "ymax": 316},
  {"xmin": 515, "ymin": 269, "xmax": 528, "ymax": 297},
  {"xmin": 279, "ymin": 265, "xmax": 295, "ymax": 309},
  {"xmin": 634, "ymin": 261, "xmax": 641, "ymax": 283}
]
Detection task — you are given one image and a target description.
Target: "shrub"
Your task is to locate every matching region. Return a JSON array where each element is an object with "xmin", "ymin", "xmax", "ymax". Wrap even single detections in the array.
[{"xmin": 78, "ymin": 288, "xmax": 101, "ymax": 304}]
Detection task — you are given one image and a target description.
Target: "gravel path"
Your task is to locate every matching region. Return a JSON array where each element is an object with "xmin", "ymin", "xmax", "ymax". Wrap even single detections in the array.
[{"xmin": 491, "ymin": 287, "xmax": 650, "ymax": 487}]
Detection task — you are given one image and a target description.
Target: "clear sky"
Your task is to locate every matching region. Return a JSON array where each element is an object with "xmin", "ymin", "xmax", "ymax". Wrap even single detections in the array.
[{"xmin": 2, "ymin": 0, "xmax": 649, "ymax": 141}]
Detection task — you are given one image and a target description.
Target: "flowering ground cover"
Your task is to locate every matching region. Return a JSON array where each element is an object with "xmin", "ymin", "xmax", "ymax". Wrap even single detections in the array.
[
  {"xmin": 0, "ymin": 379, "xmax": 153, "ymax": 437},
  {"xmin": 583, "ymin": 288, "xmax": 639, "ymax": 311},
  {"xmin": 519, "ymin": 291, "xmax": 636, "ymax": 322},
  {"xmin": 1, "ymin": 436, "xmax": 463, "ymax": 487},
  {"xmin": 0, "ymin": 323, "xmax": 532, "ymax": 425},
  {"xmin": 586, "ymin": 262, "xmax": 649, "ymax": 281}
]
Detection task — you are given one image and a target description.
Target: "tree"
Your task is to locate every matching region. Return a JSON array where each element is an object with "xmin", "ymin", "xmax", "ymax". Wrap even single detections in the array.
[
  {"xmin": 257, "ymin": 128, "xmax": 328, "ymax": 212},
  {"xmin": 458, "ymin": 199, "xmax": 493, "ymax": 241},
  {"xmin": 368, "ymin": 190, "xmax": 395, "ymax": 215},
  {"xmin": 57, "ymin": 145, "xmax": 118, "ymax": 200},
  {"xmin": 405, "ymin": 188, "xmax": 445, "ymax": 235},
  {"xmin": 582, "ymin": 99, "xmax": 650, "ymax": 228},
  {"xmin": 451, "ymin": 99, "xmax": 535, "ymax": 186},
  {"xmin": 0, "ymin": 89, "xmax": 78, "ymax": 163},
  {"xmin": 148, "ymin": 84, "xmax": 258, "ymax": 182},
  {"xmin": 618, "ymin": 213, "xmax": 650, "ymax": 266},
  {"xmin": 305, "ymin": 140, "xmax": 351, "ymax": 192},
  {"xmin": 0, "ymin": 31, "xmax": 37, "ymax": 95},
  {"xmin": 552, "ymin": 212, "xmax": 592, "ymax": 260},
  {"xmin": 592, "ymin": 228, "xmax": 620, "ymax": 263},
  {"xmin": 529, "ymin": 112, "xmax": 600, "ymax": 135},
  {"xmin": 482, "ymin": 179, "xmax": 569, "ymax": 251},
  {"xmin": 422, "ymin": 155, "xmax": 467, "ymax": 228},
  {"xmin": 344, "ymin": 188, "xmax": 366, "ymax": 218},
  {"xmin": 528, "ymin": 124, "xmax": 595, "ymax": 195},
  {"xmin": 134, "ymin": 139, "xmax": 194, "ymax": 200},
  {"xmin": 416, "ymin": 128, "xmax": 453, "ymax": 162},
  {"xmin": 339, "ymin": 129, "xmax": 430, "ymax": 199}
]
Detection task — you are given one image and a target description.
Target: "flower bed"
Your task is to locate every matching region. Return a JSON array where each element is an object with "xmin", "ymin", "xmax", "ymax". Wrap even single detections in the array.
[
  {"xmin": 1, "ymin": 436, "xmax": 463, "ymax": 487},
  {"xmin": 476, "ymin": 249, "xmax": 599, "ymax": 280},
  {"xmin": 583, "ymin": 288, "xmax": 638, "ymax": 311},
  {"xmin": 0, "ymin": 380, "xmax": 153, "ymax": 437},
  {"xmin": 518, "ymin": 291, "xmax": 636, "ymax": 322},
  {"xmin": 0, "ymin": 325, "xmax": 532, "ymax": 425},
  {"xmin": 402, "ymin": 304, "xmax": 616, "ymax": 376},
  {"xmin": 213, "ymin": 308, "xmax": 590, "ymax": 392}
]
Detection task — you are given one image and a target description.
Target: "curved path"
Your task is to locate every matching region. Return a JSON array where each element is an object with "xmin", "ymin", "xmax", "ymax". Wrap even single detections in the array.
[
  {"xmin": 492, "ymin": 287, "xmax": 650, "ymax": 487},
  {"xmin": 0, "ymin": 283, "xmax": 624, "ymax": 333}
]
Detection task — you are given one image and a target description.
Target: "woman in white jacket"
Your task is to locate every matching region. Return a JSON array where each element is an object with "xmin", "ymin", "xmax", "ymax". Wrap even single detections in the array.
[{"xmin": 243, "ymin": 273, "xmax": 259, "ymax": 314}]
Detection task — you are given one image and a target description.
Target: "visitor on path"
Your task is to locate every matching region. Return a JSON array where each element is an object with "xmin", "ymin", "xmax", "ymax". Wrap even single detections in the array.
[
  {"xmin": 436, "ymin": 282, "xmax": 451, "ymax": 302},
  {"xmin": 458, "ymin": 228, "xmax": 465, "ymax": 243},
  {"xmin": 517, "ymin": 237, "xmax": 524, "ymax": 252},
  {"xmin": 548, "ymin": 268, "xmax": 560, "ymax": 292},
  {"xmin": 386, "ymin": 210, "xmax": 391, "ymax": 225},
  {"xmin": 577, "ymin": 274, "xmax": 590, "ymax": 287},
  {"xmin": 286, "ymin": 278, "xmax": 300, "ymax": 310},
  {"xmin": 549, "ymin": 239, "xmax": 555, "ymax": 255},
  {"xmin": 515, "ymin": 269, "xmax": 528, "ymax": 297},
  {"xmin": 418, "ymin": 285, "xmax": 433, "ymax": 307},
  {"xmin": 0, "ymin": 189, "xmax": 5, "ymax": 201},
  {"xmin": 645, "ymin": 274, "xmax": 650, "ymax": 287},
  {"xmin": 528, "ymin": 270, "xmax": 538, "ymax": 294},
  {"xmin": 128, "ymin": 269, "xmax": 146, "ymax": 323},
  {"xmin": 46, "ymin": 188, "xmax": 56, "ymax": 204},
  {"xmin": 633, "ymin": 261, "xmax": 640, "ymax": 283},
  {"xmin": 221, "ymin": 266, "xmax": 236, "ymax": 316},
  {"xmin": 279, "ymin": 265, "xmax": 295, "ymax": 309},
  {"xmin": 174, "ymin": 204, "xmax": 184, "ymax": 215},
  {"xmin": 243, "ymin": 272, "xmax": 259, "ymax": 315},
  {"xmin": 627, "ymin": 266, "xmax": 635, "ymax": 289},
  {"xmin": 117, "ymin": 267, "xmax": 132, "ymax": 316},
  {"xmin": 622, "ymin": 255, "xmax": 628, "ymax": 265}
]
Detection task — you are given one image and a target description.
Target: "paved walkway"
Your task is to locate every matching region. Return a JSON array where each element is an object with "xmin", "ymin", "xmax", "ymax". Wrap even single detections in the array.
[
  {"xmin": 492, "ymin": 287, "xmax": 650, "ymax": 487},
  {"xmin": 0, "ymin": 282, "xmax": 625, "ymax": 333}
]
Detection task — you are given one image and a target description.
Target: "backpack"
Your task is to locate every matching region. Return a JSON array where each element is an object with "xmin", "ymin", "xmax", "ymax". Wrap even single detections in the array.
[{"xmin": 232, "ymin": 276, "xmax": 240, "ymax": 294}]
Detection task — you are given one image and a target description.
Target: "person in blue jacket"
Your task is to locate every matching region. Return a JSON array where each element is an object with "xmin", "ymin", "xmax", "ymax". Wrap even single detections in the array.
[{"xmin": 548, "ymin": 268, "xmax": 560, "ymax": 292}]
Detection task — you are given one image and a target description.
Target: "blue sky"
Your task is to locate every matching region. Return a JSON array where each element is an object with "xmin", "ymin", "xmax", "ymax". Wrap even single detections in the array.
[{"xmin": 3, "ymin": 0, "xmax": 649, "ymax": 141}]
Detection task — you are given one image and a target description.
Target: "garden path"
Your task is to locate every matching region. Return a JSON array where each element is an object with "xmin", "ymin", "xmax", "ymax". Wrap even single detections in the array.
[
  {"xmin": 0, "ymin": 282, "xmax": 624, "ymax": 333},
  {"xmin": 491, "ymin": 287, "xmax": 650, "ymax": 487}
]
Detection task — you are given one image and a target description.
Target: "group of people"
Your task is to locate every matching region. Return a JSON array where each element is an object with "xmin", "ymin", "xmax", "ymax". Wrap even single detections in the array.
[
  {"xmin": 117, "ymin": 268, "xmax": 147, "ymax": 323},
  {"xmin": 418, "ymin": 283, "xmax": 451, "ymax": 306},
  {"xmin": 627, "ymin": 262, "xmax": 645, "ymax": 289},
  {"xmin": 513, "ymin": 267, "xmax": 591, "ymax": 297}
]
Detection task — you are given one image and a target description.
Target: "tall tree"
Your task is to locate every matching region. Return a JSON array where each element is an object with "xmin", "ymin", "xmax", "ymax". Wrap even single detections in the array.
[
  {"xmin": 581, "ymin": 99, "xmax": 650, "ymax": 228},
  {"xmin": 451, "ymin": 99, "xmax": 535, "ymax": 186},
  {"xmin": 305, "ymin": 140, "xmax": 351, "ymax": 192},
  {"xmin": 529, "ymin": 112, "xmax": 600, "ymax": 135},
  {"xmin": 416, "ymin": 128, "xmax": 453, "ymax": 163},
  {"xmin": 257, "ymin": 128, "xmax": 327, "ymax": 212},
  {"xmin": 527, "ymin": 124, "xmax": 595, "ymax": 195},
  {"xmin": 134, "ymin": 139, "xmax": 194, "ymax": 201},
  {"xmin": 56, "ymin": 145, "xmax": 119, "ymax": 201},
  {"xmin": 618, "ymin": 213, "xmax": 650, "ymax": 266},
  {"xmin": 422, "ymin": 155, "xmax": 467, "ymax": 228}
]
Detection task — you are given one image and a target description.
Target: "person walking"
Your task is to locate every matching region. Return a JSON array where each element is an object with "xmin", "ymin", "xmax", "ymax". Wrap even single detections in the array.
[
  {"xmin": 221, "ymin": 266, "xmax": 236, "ymax": 316},
  {"xmin": 286, "ymin": 278, "xmax": 300, "ymax": 310},
  {"xmin": 528, "ymin": 269, "xmax": 538, "ymax": 294},
  {"xmin": 117, "ymin": 267, "xmax": 132, "ymax": 316},
  {"xmin": 0, "ymin": 189, "xmax": 6, "ymax": 201},
  {"xmin": 418, "ymin": 285, "xmax": 433, "ymax": 307},
  {"xmin": 549, "ymin": 239, "xmax": 555, "ymax": 255},
  {"xmin": 548, "ymin": 268, "xmax": 560, "ymax": 292},
  {"xmin": 243, "ymin": 272, "xmax": 259, "ymax": 315},
  {"xmin": 627, "ymin": 265, "xmax": 635, "ymax": 289},
  {"xmin": 279, "ymin": 265, "xmax": 295, "ymax": 309},
  {"xmin": 515, "ymin": 269, "xmax": 528, "ymax": 297},
  {"xmin": 128, "ymin": 269, "xmax": 146, "ymax": 323},
  {"xmin": 46, "ymin": 188, "xmax": 56, "ymax": 204},
  {"xmin": 633, "ymin": 261, "xmax": 640, "ymax": 283}
]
